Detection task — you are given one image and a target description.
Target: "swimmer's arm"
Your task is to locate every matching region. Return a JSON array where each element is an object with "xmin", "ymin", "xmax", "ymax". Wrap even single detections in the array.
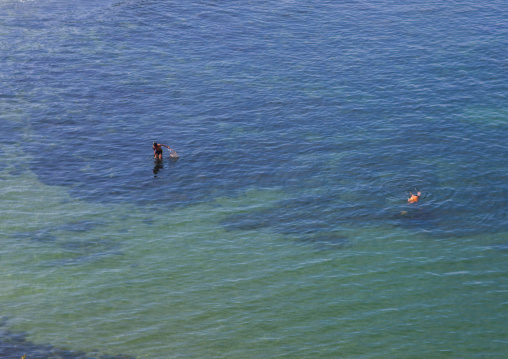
[{"xmin": 161, "ymin": 144, "xmax": 172, "ymax": 150}]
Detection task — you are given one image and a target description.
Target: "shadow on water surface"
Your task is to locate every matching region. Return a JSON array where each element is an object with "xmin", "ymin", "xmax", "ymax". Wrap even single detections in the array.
[
  {"xmin": 152, "ymin": 156, "xmax": 178, "ymax": 177},
  {"xmin": 152, "ymin": 160, "xmax": 163, "ymax": 176},
  {"xmin": 0, "ymin": 319, "xmax": 135, "ymax": 359}
]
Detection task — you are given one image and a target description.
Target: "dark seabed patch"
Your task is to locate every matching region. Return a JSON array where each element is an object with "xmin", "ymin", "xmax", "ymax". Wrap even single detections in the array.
[
  {"xmin": 484, "ymin": 243, "xmax": 508, "ymax": 252},
  {"xmin": 14, "ymin": 230, "xmax": 58, "ymax": 243},
  {"xmin": 53, "ymin": 220, "xmax": 106, "ymax": 233},
  {"xmin": 0, "ymin": 320, "xmax": 135, "ymax": 359},
  {"xmin": 13, "ymin": 225, "xmax": 123, "ymax": 266},
  {"xmin": 45, "ymin": 249, "xmax": 124, "ymax": 267},
  {"xmin": 301, "ymin": 232, "xmax": 349, "ymax": 250},
  {"xmin": 48, "ymin": 238, "xmax": 123, "ymax": 267}
]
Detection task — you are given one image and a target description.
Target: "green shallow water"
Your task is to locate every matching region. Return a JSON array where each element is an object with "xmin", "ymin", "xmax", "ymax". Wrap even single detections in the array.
[{"xmin": 2, "ymin": 147, "xmax": 508, "ymax": 358}]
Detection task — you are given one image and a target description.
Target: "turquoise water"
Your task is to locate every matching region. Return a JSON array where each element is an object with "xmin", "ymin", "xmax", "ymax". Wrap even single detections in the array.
[{"xmin": 1, "ymin": 1, "xmax": 508, "ymax": 358}]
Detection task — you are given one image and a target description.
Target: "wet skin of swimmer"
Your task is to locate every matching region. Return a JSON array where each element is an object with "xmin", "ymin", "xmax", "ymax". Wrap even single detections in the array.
[
  {"xmin": 408, "ymin": 191, "xmax": 421, "ymax": 204},
  {"xmin": 153, "ymin": 142, "xmax": 173, "ymax": 160}
]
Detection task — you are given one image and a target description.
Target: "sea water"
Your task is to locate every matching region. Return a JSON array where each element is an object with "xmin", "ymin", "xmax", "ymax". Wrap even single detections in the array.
[{"xmin": 1, "ymin": 0, "xmax": 508, "ymax": 358}]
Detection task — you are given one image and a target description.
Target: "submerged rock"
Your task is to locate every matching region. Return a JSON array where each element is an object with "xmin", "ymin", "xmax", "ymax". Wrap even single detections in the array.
[{"xmin": 0, "ymin": 327, "xmax": 135, "ymax": 359}]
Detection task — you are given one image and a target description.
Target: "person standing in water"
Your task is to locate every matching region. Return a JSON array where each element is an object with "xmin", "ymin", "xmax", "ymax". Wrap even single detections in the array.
[{"xmin": 152, "ymin": 142, "xmax": 175, "ymax": 160}]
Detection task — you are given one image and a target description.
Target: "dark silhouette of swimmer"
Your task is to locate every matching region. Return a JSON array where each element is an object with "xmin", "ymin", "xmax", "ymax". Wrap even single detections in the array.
[{"xmin": 152, "ymin": 142, "xmax": 177, "ymax": 160}]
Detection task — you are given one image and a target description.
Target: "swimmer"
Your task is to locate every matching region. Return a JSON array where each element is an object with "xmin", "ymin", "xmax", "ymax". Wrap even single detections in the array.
[
  {"xmin": 152, "ymin": 142, "xmax": 173, "ymax": 160},
  {"xmin": 408, "ymin": 191, "xmax": 421, "ymax": 204}
]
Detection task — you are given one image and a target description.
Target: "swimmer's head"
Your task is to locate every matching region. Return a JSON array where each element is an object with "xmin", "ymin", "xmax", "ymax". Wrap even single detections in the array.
[{"xmin": 153, "ymin": 142, "xmax": 157, "ymax": 146}]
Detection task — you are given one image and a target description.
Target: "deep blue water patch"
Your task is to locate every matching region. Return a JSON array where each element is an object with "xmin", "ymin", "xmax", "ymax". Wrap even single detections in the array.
[{"xmin": 3, "ymin": 0, "xmax": 508, "ymax": 237}]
